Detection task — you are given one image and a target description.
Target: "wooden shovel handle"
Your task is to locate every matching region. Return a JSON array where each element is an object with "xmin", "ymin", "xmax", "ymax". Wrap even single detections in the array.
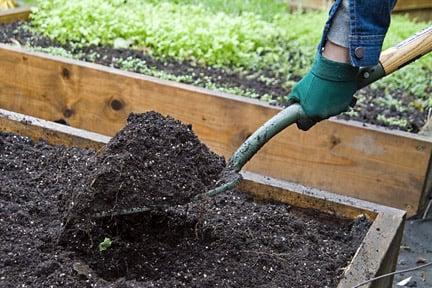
[{"xmin": 379, "ymin": 26, "xmax": 432, "ymax": 75}]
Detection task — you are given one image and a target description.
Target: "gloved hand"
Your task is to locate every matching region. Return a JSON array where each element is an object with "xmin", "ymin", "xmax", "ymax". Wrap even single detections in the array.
[{"xmin": 288, "ymin": 53, "xmax": 359, "ymax": 130}]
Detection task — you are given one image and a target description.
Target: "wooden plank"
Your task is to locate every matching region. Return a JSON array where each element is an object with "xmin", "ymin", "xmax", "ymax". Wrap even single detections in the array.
[
  {"xmin": 239, "ymin": 171, "xmax": 377, "ymax": 220},
  {"xmin": 337, "ymin": 212, "xmax": 405, "ymax": 288},
  {"xmin": 0, "ymin": 45, "xmax": 431, "ymax": 216},
  {"xmin": 0, "ymin": 7, "xmax": 30, "ymax": 24},
  {"xmin": 421, "ymin": 157, "xmax": 432, "ymax": 215},
  {"xmin": 0, "ymin": 110, "xmax": 406, "ymax": 288},
  {"xmin": 0, "ymin": 108, "xmax": 109, "ymax": 150}
]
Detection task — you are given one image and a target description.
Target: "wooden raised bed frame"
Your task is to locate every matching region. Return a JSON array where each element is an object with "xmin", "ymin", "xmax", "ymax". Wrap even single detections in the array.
[
  {"xmin": 0, "ymin": 8, "xmax": 431, "ymax": 217},
  {"xmin": 0, "ymin": 108, "xmax": 406, "ymax": 288}
]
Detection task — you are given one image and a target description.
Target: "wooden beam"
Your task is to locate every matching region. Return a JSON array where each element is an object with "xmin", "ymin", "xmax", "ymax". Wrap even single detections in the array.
[
  {"xmin": 337, "ymin": 212, "xmax": 405, "ymax": 288},
  {"xmin": 0, "ymin": 7, "xmax": 30, "ymax": 24},
  {"xmin": 0, "ymin": 44, "xmax": 431, "ymax": 216},
  {"xmin": 421, "ymin": 157, "xmax": 432, "ymax": 215},
  {"xmin": 0, "ymin": 108, "xmax": 109, "ymax": 150},
  {"xmin": 239, "ymin": 171, "xmax": 377, "ymax": 220},
  {"xmin": 0, "ymin": 109, "xmax": 406, "ymax": 288}
]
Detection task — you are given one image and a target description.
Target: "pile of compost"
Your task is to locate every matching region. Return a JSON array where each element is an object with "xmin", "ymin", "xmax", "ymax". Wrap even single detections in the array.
[
  {"xmin": 65, "ymin": 112, "xmax": 225, "ymax": 224},
  {"xmin": 0, "ymin": 21, "xmax": 427, "ymax": 132},
  {"xmin": 0, "ymin": 112, "xmax": 371, "ymax": 288}
]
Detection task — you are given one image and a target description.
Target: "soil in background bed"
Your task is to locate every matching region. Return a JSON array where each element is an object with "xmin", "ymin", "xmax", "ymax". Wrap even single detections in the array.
[
  {"xmin": 0, "ymin": 21, "xmax": 427, "ymax": 133},
  {"xmin": 1, "ymin": 113, "xmax": 371, "ymax": 288}
]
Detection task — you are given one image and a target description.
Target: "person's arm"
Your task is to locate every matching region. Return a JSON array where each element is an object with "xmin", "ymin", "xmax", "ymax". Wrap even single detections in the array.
[
  {"xmin": 288, "ymin": 0, "xmax": 397, "ymax": 130},
  {"xmin": 322, "ymin": 40, "xmax": 349, "ymax": 63}
]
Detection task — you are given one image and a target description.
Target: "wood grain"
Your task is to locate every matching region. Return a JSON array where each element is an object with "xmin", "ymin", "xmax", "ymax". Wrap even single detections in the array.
[
  {"xmin": 380, "ymin": 26, "xmax": 432, "ymax": 75},
  {"xmin": 0, "ymin": 45, "xmax": 431, "ymax": 217},
  {"xmin": 337, "ymin": 212, "xmax": 405, "ymax": 288},
  {"xmin": 0, "ymin": 7, "xmax": 30, "ymax": 24},
  {"xmin": 0, "ymin": 108, "xmax": 109, "ymax": 150}
]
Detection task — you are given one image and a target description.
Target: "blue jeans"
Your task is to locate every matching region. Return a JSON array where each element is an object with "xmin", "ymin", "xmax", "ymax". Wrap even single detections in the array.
[{"xmin": 318, "ymin": 0, "xmax": 397, "ymax": 67}]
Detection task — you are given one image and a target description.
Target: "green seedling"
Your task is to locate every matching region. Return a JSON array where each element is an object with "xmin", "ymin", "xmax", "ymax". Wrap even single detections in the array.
[{"xmin": 98, "ymin": 237, "xmax": 112, "ymax": 252}]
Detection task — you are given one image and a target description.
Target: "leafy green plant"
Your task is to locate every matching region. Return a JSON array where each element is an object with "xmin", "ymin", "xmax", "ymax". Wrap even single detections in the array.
[
  {"xmin": 147, "ymin": 0, "xmax": 290, "ymax": 21},
  {"xmin": 376, "ymin": 114, "xmax": 409, "ymax": 129},
  {"xmin": 99, "ymin": 237, "xmax": 112, "ymax": 252},
  {"xmin": 28, "ymin": 46, "xmax": 79, "ymax": 59},
  {"xmin": 373, "ymin": 94, "xmax": 407, "ymax": 113},
  {"xmin": 31, "ymin": 0, "xmax": 286, "ymax": 69}
]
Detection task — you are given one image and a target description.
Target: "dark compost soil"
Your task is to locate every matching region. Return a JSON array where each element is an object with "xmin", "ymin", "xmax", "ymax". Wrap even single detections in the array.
[
  {"xmin": 0, "ymin": 21, "xmax": 427, "ymax": 133},
  {"xmin": 1, "ymin": 112, "xmax": 371, "ymax": 288},
  {"xmin": 65, "ymin": 112, "xmax": 225, "ymax": 223}
]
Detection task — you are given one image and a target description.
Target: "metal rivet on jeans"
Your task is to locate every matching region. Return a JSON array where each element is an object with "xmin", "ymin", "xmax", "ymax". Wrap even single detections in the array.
[{"xmin": 354, "ymin": 47, "xmax": 364, "ymax": 59}]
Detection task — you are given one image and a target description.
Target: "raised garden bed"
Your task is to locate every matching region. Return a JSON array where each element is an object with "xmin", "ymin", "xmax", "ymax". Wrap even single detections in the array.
[
  {"xmin": 1, "ymin": 4, "xmax": 431, "ymax": 134},
  {"xmin": 0, "ymin": 7, "xmax": 431, "ymax": 217},
  {"xmin": 0, "ymin": 108, "xmax": 406, "ymax": 287}
]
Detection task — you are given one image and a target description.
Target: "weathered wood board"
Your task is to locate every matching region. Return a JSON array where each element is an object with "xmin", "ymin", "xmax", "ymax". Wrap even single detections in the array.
[
  {"xmin": 0, "ymin": 7, "xmax": 30, "ymax": 24},
  {"xmin": 0, "ymin": 10, "xmax": 431, "ymax": 216},
  {"xmin": 0, "ymin": 108, "xmax": 406, "ymax": 288}
]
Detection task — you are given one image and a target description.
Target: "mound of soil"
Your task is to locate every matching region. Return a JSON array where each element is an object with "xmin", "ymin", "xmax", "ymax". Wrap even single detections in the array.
[
  {"xmin": 0, "ymin": 21, "xmax": 426, "ymax": 132},
  {"xmin": 67, "ymin": 112, "xmax": 224, "ymax": 223},
  {"xmin": 1, "ymin": 115, "xmax": 371, "ymax": 287}
]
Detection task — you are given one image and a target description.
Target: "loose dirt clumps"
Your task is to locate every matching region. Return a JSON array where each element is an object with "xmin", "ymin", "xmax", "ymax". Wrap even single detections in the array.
[
  {"xmin": 66, "ymin": 112, "xmax": 225, "ymax": 222},
  {"xmin": 1, "ymin": 113, "xmax": 371, "ymax": 287}
]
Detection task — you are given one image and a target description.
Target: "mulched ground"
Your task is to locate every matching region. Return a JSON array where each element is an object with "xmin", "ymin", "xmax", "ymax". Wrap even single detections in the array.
[
  {"xmin": 1, "ymin": 112, "xmax": 371, "ymax": 287},
  {"xmin": 0, "ymin": 21, "xmax": 427, "ymax": 133}
]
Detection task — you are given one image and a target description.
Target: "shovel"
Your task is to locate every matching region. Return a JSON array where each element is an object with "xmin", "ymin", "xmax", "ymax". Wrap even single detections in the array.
[
  {"xmin": 195, "ymin": 25, "xmax": 432, "ymax": 198},
  {"xmin": 96, "ymin": 26, "xmax": 432, "ymax": 218}
]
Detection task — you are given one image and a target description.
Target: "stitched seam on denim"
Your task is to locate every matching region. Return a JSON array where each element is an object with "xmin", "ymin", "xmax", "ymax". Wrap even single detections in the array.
[
  {"xmin": 350, "ymin": 39, "xmax": 384, "ymax": 46},
  {"xmin": 350, "ymin": 34, "xmax": 386, "ymax": 39},
  {"xmin": 349, "ymin": 0, "xmax": 357, "ymax": 66}
]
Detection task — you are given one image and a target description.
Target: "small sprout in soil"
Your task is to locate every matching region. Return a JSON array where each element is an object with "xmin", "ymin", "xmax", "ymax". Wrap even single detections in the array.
[{"xmin": 98, "ymin": 237, "xmax": 112, "ymax": 252}]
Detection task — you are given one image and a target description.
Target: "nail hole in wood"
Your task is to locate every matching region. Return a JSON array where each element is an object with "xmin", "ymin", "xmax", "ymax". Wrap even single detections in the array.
[
  {"xmin": 63, "ymin": 108, "xmax": 74, "ymax": 118},
  {"xmin": 62, "ymin": 68, "xmax": 71, "ymax": 79},
  {"xmin": 111, "ymin": 99, "xmax": 123, "ymax": 111},
  {"xmin": 329, "ymin": 135, "xmax": 341, "ymax": 149}
]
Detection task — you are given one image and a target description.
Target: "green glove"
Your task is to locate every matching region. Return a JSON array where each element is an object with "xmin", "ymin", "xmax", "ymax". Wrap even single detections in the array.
[{"xmin": 288, "ymin": 53, "xmax": 359, "ymax": 130}]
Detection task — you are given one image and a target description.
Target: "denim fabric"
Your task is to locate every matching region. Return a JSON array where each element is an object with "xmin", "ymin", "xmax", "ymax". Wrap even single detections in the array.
[
  {"xmin": 318, "ymin": 0, "xmax": 397, "ymax": 67},
  {"xmin": 327, "ymin": 0, "xmax": 350, "ymax": 47}
]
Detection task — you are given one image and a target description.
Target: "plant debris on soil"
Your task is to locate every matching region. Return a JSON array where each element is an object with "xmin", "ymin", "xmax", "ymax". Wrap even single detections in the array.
[
  {"xmin": 0, "ymin": 21, "xmax": 427, "ymax": 133},
  {"xmin": 0, "ymin": 111, "xmax": 371, "ymax": 287}
]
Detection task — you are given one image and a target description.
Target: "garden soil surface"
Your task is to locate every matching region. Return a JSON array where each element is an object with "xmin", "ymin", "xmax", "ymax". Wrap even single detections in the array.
[
  {"xmin": 0, "ymin": 111, "xmax": 371, "ymax": 288},
  {"xmin": 0, "ymin": 21, "xmax": 427, "ymax": 133}
]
